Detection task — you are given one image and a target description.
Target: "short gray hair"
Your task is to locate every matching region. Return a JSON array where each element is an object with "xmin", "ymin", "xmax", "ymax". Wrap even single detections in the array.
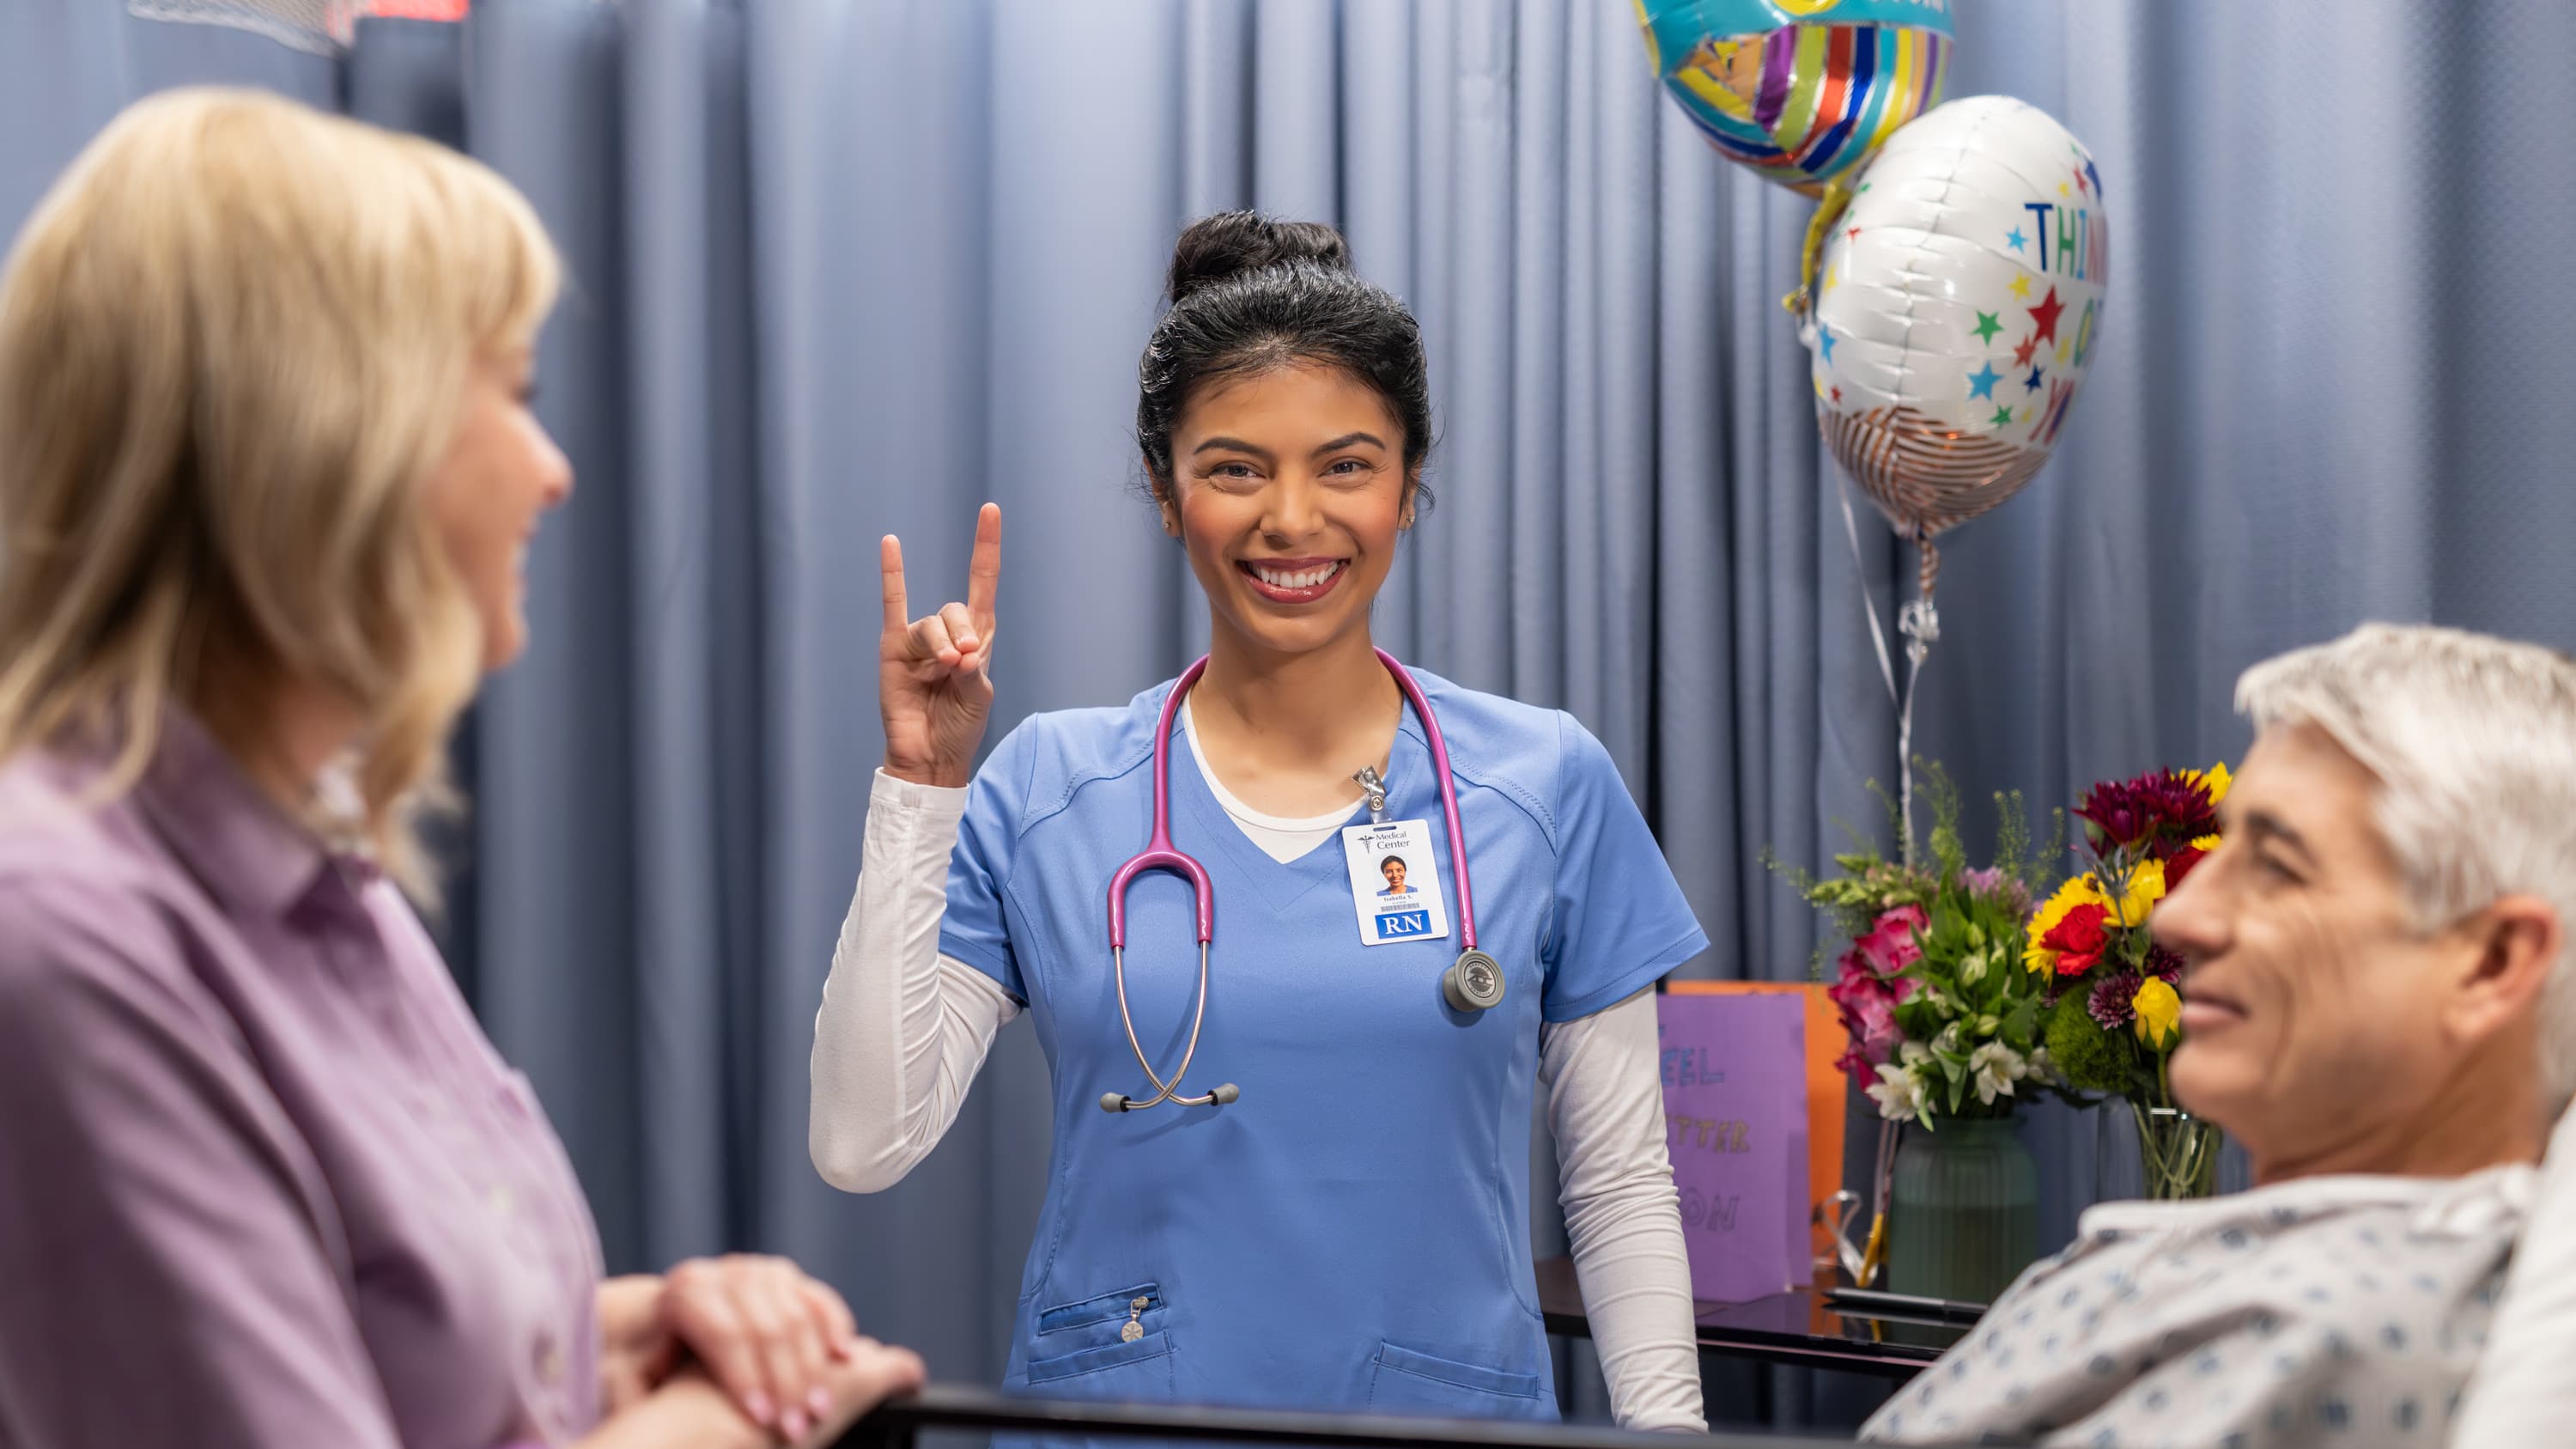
[{"xmin": 2236, "ymin": 623, "xmax": 2576, "ymax": 1110}]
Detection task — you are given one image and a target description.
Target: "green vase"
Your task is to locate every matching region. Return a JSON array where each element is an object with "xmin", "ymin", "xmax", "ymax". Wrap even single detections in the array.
[{"xmin": 1884, "ymin": 1117, "xmax": 2040, "ymax": 1306}]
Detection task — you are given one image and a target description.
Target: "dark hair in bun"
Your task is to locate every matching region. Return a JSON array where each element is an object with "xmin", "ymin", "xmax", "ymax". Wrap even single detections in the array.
[
  {"xmin": 1138, "ymin": 211, "xmax": 1433, "ymax": 511},
  {"xmin": 1164, "ymin": 213, "xmax": 1351, "ymax": 303}
]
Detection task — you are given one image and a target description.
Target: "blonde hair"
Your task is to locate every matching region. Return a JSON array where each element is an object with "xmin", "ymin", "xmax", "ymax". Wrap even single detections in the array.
[
  {"xmin": 2236, "ymin": 623, "xmax": 2576, "ymax": 1111},
  {"xmin": 0, "ymin": 88, "xmax": 561, "ymax": 896}
]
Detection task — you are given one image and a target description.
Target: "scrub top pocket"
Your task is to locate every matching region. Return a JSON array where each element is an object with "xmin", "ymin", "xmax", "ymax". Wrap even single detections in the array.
[
  {"xmin": 1025, "ymin": 1282, "xmax": 1175, "ymax": 1398},
  {"xmin": 1364, "ymin": 1340, "xmax": 1546, "ymax": 1419},
  {"xmin": 1024, "ymin": 1330, "xmax": 1176, "ymax": 1394},
  {"xmin": 1036, "ymin": 1283, "xmax": 1164, "ymax": 1336}
]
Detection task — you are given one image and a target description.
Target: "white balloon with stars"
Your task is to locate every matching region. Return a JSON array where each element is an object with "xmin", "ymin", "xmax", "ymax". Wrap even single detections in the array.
[{"xmin": 1806, "ymin": 94, "xmax": 2109, "ymax": 542}]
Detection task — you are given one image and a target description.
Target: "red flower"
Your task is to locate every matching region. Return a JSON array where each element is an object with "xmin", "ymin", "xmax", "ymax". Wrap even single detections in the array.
[
  {"xmin": 2042, "ymin": 902, "xmax": 2111, "ymax": 976},
  {"xmin": 2165, "ymin": 843, "xmax": 2209, "ymax": 889}
]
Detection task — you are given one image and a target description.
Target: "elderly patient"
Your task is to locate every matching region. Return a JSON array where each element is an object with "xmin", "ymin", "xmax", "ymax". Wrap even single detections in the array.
[{"xmin": 1866, "ymin": 623, "xmax": 2575, "ymax": 1449}]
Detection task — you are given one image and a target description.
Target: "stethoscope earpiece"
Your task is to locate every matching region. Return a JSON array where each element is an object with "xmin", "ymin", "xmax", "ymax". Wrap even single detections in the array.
[
  {"xmin": 1100, "ymin": 1082, "xmax": 1238, "ymax": 1114},
  {"xmin": 1442, "ymin": 950, "xmax": 1505, "ymax": 1013},
  {"xmin": 1097, "ymin": 1077, "xmax": 1236, "ymax": 1108}
]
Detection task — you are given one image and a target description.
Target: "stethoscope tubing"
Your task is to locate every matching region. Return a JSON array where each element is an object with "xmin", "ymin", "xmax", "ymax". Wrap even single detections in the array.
[
  {"xmin": 1108, "ymin": 941, "xmax": 1220, "ymax": 1109},
  {"xmin": 1381, "ymin": 649, "xmax": 1477, "ymax": 953}
]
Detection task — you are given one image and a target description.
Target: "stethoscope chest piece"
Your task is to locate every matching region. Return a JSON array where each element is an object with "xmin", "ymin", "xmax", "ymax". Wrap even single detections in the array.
[{"xmin": 1443, "ymin": 950, "xmax": 1505, "ymax": 1013}]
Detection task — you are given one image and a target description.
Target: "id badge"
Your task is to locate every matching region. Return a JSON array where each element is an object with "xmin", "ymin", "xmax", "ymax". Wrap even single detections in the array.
[{"xmin": 1340, "ymin": 819, "xmax": 1452, "ymax": 947}]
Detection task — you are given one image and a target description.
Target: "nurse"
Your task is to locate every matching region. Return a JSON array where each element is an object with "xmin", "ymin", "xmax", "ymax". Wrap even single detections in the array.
[{"xmin": 811, "ymin": 213, "xmax": 1708, "ymax": 1431}]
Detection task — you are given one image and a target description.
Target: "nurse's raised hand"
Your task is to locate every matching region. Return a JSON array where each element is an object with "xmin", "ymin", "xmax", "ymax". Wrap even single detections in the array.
[{"xmin": 880, "ymin": 502, "xmax": 1000, "ymax": 788}]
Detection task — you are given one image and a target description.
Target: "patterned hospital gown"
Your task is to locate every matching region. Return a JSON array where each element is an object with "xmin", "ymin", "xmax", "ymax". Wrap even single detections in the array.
[{"xmin": 1862, "ymin": 1166, "xmax": 2533, "ymax": 1448}]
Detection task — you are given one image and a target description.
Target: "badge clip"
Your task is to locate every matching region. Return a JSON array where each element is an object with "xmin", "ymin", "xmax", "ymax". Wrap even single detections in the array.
[{"xmin": 1352, "ymin": 765, "xmax": 1389, "ymax": 825}]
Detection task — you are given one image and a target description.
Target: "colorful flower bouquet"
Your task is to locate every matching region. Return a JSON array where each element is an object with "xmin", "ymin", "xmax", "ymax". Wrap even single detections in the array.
[
  {"xmin": 1780, "ymin": 766, "xmax": 2063, "ymax": 1293},
  {"xmin": 2030, "ymin": 763, "xmax": 2232, "ymax": 1198},
  {"xmin": 1788, "ymin": 767, "xmax": 2057, "ymax": 1130}
]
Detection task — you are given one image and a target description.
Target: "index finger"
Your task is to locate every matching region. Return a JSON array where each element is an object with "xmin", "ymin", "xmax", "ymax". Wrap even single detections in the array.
[
  {"xmin": 799, "ymin": 1277, "xmax": 860, "ymax": 1356},
  {"xmin": 667, "ymin": 1277, "xmax": 775, "ymax": 1427},
  {"xmin": 879, "ymin": 535, "xmax": 908, "ymax": 633},
  {"xmin": 964, "ymin": 503, "xmax": 1000, "ymax": 632}
]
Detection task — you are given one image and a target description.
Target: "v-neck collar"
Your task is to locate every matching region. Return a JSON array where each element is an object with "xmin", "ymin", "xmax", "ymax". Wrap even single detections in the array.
[{"xmin": 1164, "ymin": 703, "xmax": 1435, "ymax": 918}]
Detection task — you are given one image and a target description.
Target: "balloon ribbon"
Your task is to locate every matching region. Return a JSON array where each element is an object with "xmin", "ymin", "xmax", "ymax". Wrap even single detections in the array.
[
  {"xmin": 1833, "ymin": 471, "xmax": 1941, "ymax": 866},
  {"xmin": 1783, "ymin": 180, "xmax": 1856, "ymax": 320}
]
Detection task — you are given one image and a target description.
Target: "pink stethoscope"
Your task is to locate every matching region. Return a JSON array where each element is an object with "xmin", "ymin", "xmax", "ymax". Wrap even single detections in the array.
[{"xmin": 1098, "ymin": 648, "xmax": 1504, "ymax": 1114}]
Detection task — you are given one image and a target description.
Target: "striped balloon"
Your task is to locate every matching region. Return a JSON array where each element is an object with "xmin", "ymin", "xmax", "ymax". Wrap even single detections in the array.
[{"xmin": 1636, "ymin": 0, "xmax": 1953, "ymax": 196}]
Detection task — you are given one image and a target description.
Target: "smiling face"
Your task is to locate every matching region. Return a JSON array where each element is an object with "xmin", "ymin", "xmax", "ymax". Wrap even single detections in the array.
[
  {"xmin": 419, "ymin": 346, "xmax": 573, "ymax": 672},
  {"xmin": 1157, "ymin": 362, "xmax": 1414, "ymax": 662},
  {"xmin": 2151, "ymin": 723, "xmax": 2489, "ymax": 1166},
  {"xmin": 1382, "ymin": 856, "xmax": 1407, "ymax": 893}
]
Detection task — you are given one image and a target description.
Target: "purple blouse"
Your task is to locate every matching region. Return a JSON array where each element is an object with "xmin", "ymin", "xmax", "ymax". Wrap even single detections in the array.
[{"xmin": 0, "ymin": 715, "xmax": 604, "ymax": 1448}]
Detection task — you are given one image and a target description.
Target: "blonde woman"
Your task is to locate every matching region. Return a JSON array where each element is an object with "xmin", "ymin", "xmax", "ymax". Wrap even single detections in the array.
[{"xmin": 0, "ymin": 91, "xmax": 921, "ymax": 1449}]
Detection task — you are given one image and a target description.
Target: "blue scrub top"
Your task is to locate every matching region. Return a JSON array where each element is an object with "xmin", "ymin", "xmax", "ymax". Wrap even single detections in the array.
[{"xmin": 939, "ymin": 666, "xmax": 1708, "ymax": 1422}]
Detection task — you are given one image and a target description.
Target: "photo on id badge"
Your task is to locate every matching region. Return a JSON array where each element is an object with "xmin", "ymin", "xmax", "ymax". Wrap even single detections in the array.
[{"xmin": 1340, "ymin": 819, "xmax": 1451, "ymax": 947}]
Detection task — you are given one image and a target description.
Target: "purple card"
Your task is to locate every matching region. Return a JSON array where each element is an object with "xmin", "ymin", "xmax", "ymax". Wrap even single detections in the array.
[{"xmin": 1656, "ymin": 992, "xmax": 1808, "ymax": 1304}]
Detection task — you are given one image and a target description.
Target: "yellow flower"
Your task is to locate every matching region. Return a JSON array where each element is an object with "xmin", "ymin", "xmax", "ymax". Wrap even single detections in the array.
[
  {"xmin": 2133, "ymin": 977, "xmax": 2182, "ymax": 1049},
  {"xmin": 2190, "ymin": 834, "xmax": 2222, "ymax": 853},
  {"xmin": 2186, "ymin": 761, "xmax": 2233, "ymax": 808},
  {"xmin": 2024, "ymin": 873, "xmax": 2106, "ymax": 973},
  {"xmin": 2105, "ymin": 856, "xmax": 2167, "ymax": 928}
]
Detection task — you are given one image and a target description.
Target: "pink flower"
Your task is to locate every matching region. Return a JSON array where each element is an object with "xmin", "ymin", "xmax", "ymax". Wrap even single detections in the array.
[
  {"xmin": 1825, "ymin": 906, "xmax": 1926, "ymax": 1092},
  {"xmin": 1827, "ymin": 981, "xmax": 1899, "ymax": 1093},
  {"xmin": 1845, "ymin": 987, "xmax": 1903, "ymax": 1061},
  {"xmin": 1832, "ymin": 1043, "xmax": 1876, "ymax": 1093},
  {"xmin": 1962, "ymin": 867, "xmax": 2030, "ymax": 915},
  {"xmin": 1852, "ymin": 904, "xmax": 1928, "ymax": 976}
]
